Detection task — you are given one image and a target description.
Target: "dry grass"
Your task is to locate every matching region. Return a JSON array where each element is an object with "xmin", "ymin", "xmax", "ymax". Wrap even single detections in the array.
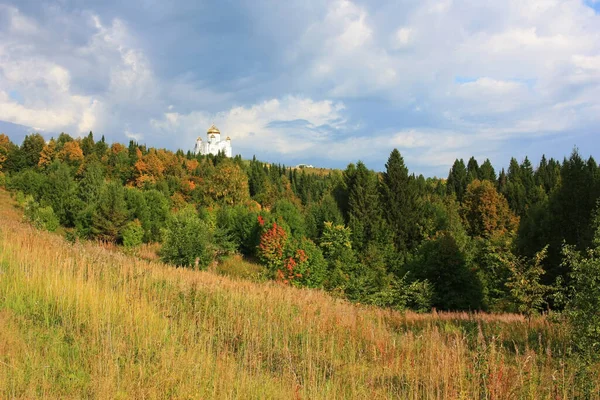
[{"xmin": 0, "ymin": 189, "xmax": 598, "ymax": 399}]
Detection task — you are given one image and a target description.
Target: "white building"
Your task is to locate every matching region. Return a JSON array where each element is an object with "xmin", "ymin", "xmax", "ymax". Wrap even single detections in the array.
[{"xmin": 194, "ymin": 124, "xmax": 232, "ymax": 157}]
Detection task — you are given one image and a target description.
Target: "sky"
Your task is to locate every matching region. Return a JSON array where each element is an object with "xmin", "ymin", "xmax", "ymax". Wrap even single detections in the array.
[{"xmin": 0, "ymin": 0, "xmax": 599, "ymax": 176}]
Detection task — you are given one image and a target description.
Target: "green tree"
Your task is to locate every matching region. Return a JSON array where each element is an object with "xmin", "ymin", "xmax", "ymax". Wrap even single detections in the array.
[
  {"xmin": 160, "ymin": 207, "xmax": 212, "ymax": 268},
  {"xmin": 78, "ymin": 161, "xmax": 105, "ymax": 203},
  {"xmin": 478, "ymin": 159, "xmax": 497, "ymax": 182},
  {"xmin": 81, "ymin": 132, "xmax": 95, "ymax": 156},
  {"xmin": 506, "ymin": 246, "xmax": 550, "ymax": 318},
  {"xmin": 41, "ymin": 162, "xmax": 81, "ymax": 226},
  {"xmin": 380, "ymin": 149, "xmax": 424, "ymax": 252},
  {"xmin": 561, "ymin": 207, "xmax": 600, "ymax": 361},
  {"xmin": 272, "ymin": 199, "xmax": 305, "ymax": 239},
  {"xmin": 346, "ymin": 161, "xmax": 387, "ymax": 251},
  {"xmin": 305, "ymin": 193, "xmax": 344, "ymax": 240},
  {"xmin": 21, "ymin": 133, "xmax": 46, "ymax": 168},
  {"xmin": 320, "ymin": 222, "xmax": 357, "ymax": 292},
  {"xmin": 144, "ymin": 190, "xmax": 170, "ymax": 242},
  {"xmin": 122, "ymin": 220, "xmax": 144, "ymax": 247},
  {"xmin": 91, "ymin": 181, "xmax": 128, "ymax": 242},
  {"xmin": 409, "ymin": 232, "xmax": 483, "ymax": 310},
  {"xmin": 446, "ymin": 159, "xmax": 468, "ymax": 202},
  {"xmin": 466, "ymin": 156, "xmax": 479, "ymax": 183}
]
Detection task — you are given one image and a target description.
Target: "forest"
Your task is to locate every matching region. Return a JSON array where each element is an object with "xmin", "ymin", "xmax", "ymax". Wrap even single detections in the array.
[{"xmin": 0, "ymin": 131, "xmax": 599, "ymax": 320}]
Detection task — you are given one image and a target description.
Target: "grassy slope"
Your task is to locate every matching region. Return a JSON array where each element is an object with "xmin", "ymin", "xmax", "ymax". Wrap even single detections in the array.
[{"xmin": 0, "ymin": 189, "xmax": 598, "ymax": 399}]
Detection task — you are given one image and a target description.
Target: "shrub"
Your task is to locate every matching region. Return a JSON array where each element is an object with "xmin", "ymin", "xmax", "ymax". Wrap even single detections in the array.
[
  {"xmin": 277, "ymin": 238, "xmax": 328, "ymax": 288},
  {"xmin": 561, "ymin": 213, "xmax": 600, "ymax": 362},
  {"xmin": 257, "ymin": 220, "xmax": 287, "ymax": 274},
  {"xmin": 24, "ymin": 197, "xmax": 60, "ymax": 232},
  {"xmin": 122, "ymin": 220, "xmax": 144, "ymax": 248},
  {"xmin": 6, "ymin": 169, "xmax": 46, "ymax": 199},
  {"xmin": 160, "ymin": 207, "xmax": 212, "ymax": 268}
]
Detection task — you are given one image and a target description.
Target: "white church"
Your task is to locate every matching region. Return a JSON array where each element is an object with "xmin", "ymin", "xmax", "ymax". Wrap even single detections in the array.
[{"xmin": 194, "ymin": 124, "xmax": 232, "ymax": 157}]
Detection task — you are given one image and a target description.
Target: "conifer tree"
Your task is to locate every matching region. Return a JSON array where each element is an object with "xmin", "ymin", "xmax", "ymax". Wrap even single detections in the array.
[
  {"xmin": 497, "ymin": 168, "xmax": 507, "ymax": 195},
  {"xmin": 91, "ymin": 181, "xmax": 128, "ymax": 242},
  {"xmin": 446, "ymin": 159, "xmax": 468, "ymax": 202},
  {"xmin": 81, "ymin": 131, "xmax": 95, "ymax": 156},
  {"xmin": 78, "ymin": 161, "xmax": 105, "ymax": 204},
  {"xmin": 346, "ymin": 161, "xmax": 386, "ymax": 251},
  {"xmin": 466, "ymin": 156, "xmax": 479, "ymax": 183},
  {"xmin": 380, "ymin": 149, "xmax": 423, "ymax": 252},
  {"xmin": 479, "ymin": 159, "xmax": 497, "ymax": 182},
  {"xmin": 21, "ymin": 133, "xmax": 46, "ymax": 168}
]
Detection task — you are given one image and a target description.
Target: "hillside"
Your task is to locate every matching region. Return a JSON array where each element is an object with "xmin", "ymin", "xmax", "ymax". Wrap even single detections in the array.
[{"xmin": 1, "ymin": 189, "xmax": 598, "ymax": 399}]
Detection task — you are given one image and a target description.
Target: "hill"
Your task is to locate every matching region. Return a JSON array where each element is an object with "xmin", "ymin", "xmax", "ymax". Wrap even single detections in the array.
[{"xmin": 1, "ymin": 189, "xmax": 597, "ymax": 398}]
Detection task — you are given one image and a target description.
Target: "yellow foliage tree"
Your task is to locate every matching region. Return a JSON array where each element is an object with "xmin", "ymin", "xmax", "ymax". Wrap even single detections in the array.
[
  {"xmin": 203, "ymin": 162, "xmax": 250, "ymax": 206},
  {"xmin": 461, "ymin": 179, "xmax": 519, "ymax": 238},
  {"xmin": 38, "ymin": 139, "xmax": 57, "ymax": 170},
  {"xmin": 57, "ymin": 140, "xmax": 84, "ymax": 167},
  {"xmin": 0, "ymin": 134, "xmax": 10, "ymax": 171}
]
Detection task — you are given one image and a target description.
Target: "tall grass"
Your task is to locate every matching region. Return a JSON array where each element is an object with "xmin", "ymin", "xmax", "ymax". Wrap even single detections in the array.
[{"xmin": 0, "ymin": 189, "xmax": 598, "ymax": 399}]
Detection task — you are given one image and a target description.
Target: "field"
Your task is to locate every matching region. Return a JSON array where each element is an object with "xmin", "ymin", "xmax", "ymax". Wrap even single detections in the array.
[{"xmin": 0, "ymin": 188, "xmax": 598, "ymax": 399}]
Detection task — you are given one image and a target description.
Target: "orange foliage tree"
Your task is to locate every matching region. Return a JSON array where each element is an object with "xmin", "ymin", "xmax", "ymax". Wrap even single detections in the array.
[
  {"xmin": 0, "ymin": 134, "xmax": 11, "ymax": 171},
  {"xmin": 276, "ymin": 249, "xmax": 308, "ymax": 286},
  {"xmin": 57, "ymin": 140, "xmax": 84, "ymax": 167},
  {"xmin": 257, "ymin": 220, "xmax": 287, "ymax": 273},
  {"xmin": 38, "ymin": 139, "xmax": 56, "ymax": 170}
]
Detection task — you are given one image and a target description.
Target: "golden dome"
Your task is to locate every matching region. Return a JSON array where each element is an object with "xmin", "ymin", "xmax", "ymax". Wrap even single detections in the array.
[
  {"xmin": 226, "ymin": 136, "xmax": 231, "ymax": 141},
  {"xmin": 207, "ymin": 124, "xmax": 220, "ymax": 134},
  {"xmin": 196, "ymin": 136, "xmax": 202, "ymax": 141}
]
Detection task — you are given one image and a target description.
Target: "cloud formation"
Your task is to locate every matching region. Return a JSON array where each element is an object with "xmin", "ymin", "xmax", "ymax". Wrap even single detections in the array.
[{"xmin": 0, "ymin": 0, "xmax": 599, "ymax": 175}]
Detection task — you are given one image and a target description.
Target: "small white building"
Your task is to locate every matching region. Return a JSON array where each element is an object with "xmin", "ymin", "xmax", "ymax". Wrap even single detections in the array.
[{"xmin": 194, "ymin": 124, "xmax": 232, "ymax": 157}]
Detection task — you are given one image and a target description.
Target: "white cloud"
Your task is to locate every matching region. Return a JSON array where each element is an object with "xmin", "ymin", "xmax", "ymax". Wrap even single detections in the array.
[
  {"xmin": 151, "ymin": 96, "xmax": 346, "ymax": 155},
  {"xmin": 1, "ymin": 0, "xmax": 600, "ymax": 174},
  {"xmin": 392, "ymin": 27, "xmax": 414, "ymax": 49}
]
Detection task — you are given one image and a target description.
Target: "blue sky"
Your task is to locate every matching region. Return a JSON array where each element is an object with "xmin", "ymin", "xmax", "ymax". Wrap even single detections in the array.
[{"xmin": 0, "ymin": 0, "xmax": 599, "ymax": 176}]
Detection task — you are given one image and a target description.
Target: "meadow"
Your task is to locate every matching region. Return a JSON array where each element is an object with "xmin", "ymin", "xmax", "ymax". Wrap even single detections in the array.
[{"xmin": 0, "ymin": 188, "xmax": 598, "ymax": 399}]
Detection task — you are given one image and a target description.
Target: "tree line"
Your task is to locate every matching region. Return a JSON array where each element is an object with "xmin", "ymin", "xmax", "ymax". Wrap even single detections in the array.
[{"xmin": 1, "ymin": 131, "xmax": 599, "ymax": 319}]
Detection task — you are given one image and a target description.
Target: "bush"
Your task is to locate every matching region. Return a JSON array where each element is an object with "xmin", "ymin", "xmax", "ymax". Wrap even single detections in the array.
[
  {"xmin": 561, "ymin": 229, "xmax": 600, "ymax": 362},
  {"xmin": 122, "ymin": 220, "xmax": 144, "ymax": 247},
  {"xmin": 408, "ymin": 232, "xmax": 484, "ymax": 311},
  {"xmin": 216, "ymin": 205, "xmax": 261, "ymax": 256},
  {"xmin": 0, "ymin": 172, "xmax": 5, "ymax": 188},
  {"xmin": 7, "ymin": 169, "xmax": 46, "ymax": 200},
  {"xmin": 278, "ymin": 238, "xmax": 328, "ymax": 288},
  {"xmin": 160, "ymin": 207, "xmax": 212, "ymax": 268},
  {"xmin": 24, "ymin": 197, "xmax": 60, "ymax": 232}
]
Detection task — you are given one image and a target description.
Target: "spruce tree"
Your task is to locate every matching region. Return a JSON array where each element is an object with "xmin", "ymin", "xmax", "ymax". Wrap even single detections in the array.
[
  {"xmin": 466, "ymin": 157, "xmax": 479, "ymax": 184},
  {"xmin": 446, "ymin": 159, "xmax": 468, "ymax": 202},
  {"xmin": 346, "ymin": 161, "xmax": 386, "ymax": 252},
  {"xmin": 91, "ymin": 181, "xmax": 128, "ymax": 242},
  {"xmin": 479, "ymin": 159, "xmax": 497, "ymax": 182},
  {"xmin": 380, "ymin": 149, "xmax": 423, "ymax": 252}
]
